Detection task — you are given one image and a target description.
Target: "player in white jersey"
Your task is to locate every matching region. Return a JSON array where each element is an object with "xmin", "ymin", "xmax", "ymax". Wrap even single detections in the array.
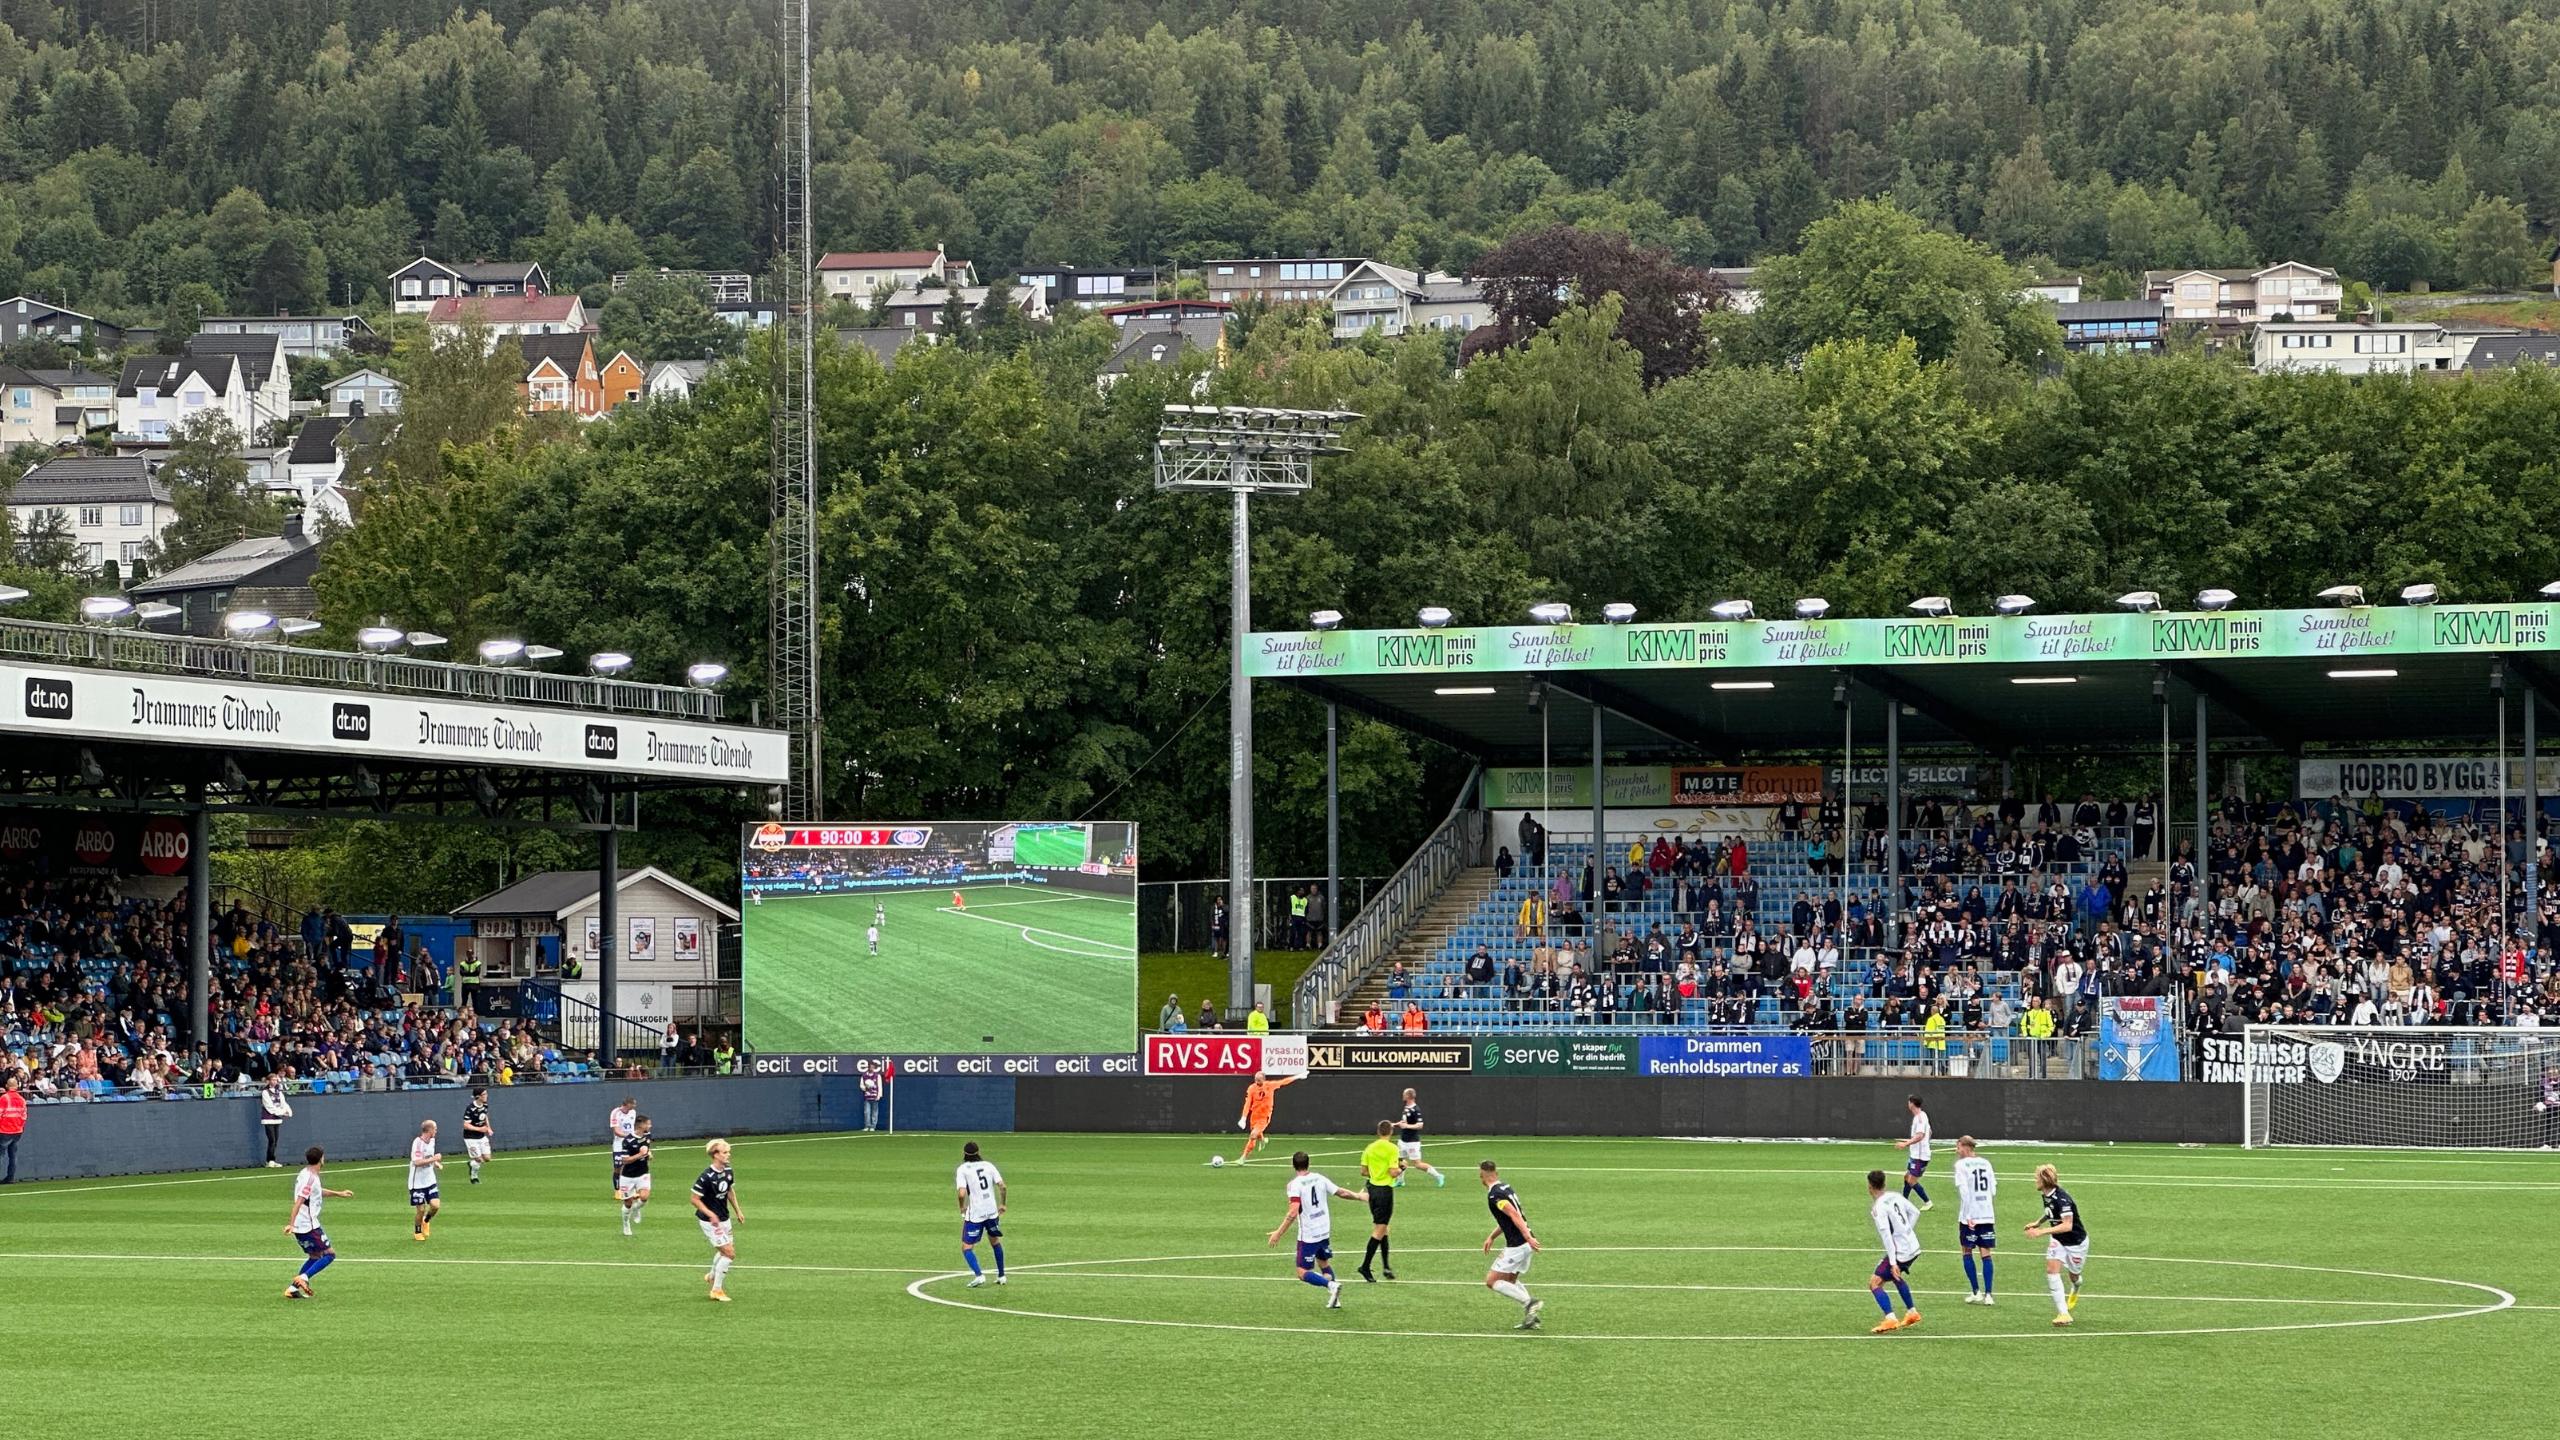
[
  {"xmin": 284, "ymin": 1145, "xmax": 354, "ymax": 1300},
  {"xmin": 867, "ymin": 924, "xmax": 880, "ymax": 957},
  {"xmin": 406, "ymin": 1120, "xmax": 442, "ymax": 1242},
  {"xmin": 1891, "ymin": 1093, "xmax": 1934, "ymax": 1209},
  {"xmin": 1266, "ymin": 1149, "xmax": 1367, "ymax": 1309},
  {"xmin": 607, "ymin": 1097, "xmax": 637, "ymax": 1200},
  {"xmin": 956, "ymin": 1140, "xmax": 1007, "ymax": 1287},
  {"xmin": 1951, "ymin": 1135, "xmax": 1997, "ymax": 1304},
  {"xmin": 875, "ymin": 900, "xmax": 886, "ymax": 931},
  {"xmin": 1865, "ymin": 1168, "xmax": 1924, "ymax": 1332}
]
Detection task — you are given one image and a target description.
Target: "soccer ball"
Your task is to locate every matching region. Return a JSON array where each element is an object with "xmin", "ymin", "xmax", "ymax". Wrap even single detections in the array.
[{"xmin": 1210, "ymin": 1154, "xmax": 1227, "ymax": 1168}]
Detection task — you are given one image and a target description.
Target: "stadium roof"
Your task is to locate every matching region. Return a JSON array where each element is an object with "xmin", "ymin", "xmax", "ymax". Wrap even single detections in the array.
[{"xmin": 1248, "ymin": 603, "xmax": 2559, "ymax": 761}]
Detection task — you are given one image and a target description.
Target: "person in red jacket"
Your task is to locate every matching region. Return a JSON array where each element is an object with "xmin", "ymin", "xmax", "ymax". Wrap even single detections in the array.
[{"xmin": 0, "ymin": 1073, "xmax": 27, "ymax": 1184}]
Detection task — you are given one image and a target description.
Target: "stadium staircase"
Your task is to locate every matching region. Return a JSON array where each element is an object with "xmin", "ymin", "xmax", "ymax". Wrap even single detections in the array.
[{"xmin": 1332, "ymin": 869, "xmax": 1500, "ymax": 1025}]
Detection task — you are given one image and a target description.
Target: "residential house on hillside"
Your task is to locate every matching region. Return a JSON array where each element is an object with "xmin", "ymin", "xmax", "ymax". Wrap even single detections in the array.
[
  {"xmin": 1099, "ymin": 299, "xmax": 1231, "ymax": 329},
  {"xmin": 1328, "ymin": 262, "xmax": 1485, "ymax": 339},
  {"xmin": 878, "ymin": 284, "xmax": 1051, "ymax": 334},
  {"xmin": 115, "ymin": 353, "xmax": 252, "ymax": 444},
  {"xmin": 0, "ymin": 366, "xmax": 115, "ymax": 447},
  {"xmin": 391, "ymin": 257, "xmax": 550, "ymax": 315},
  {"xmin": 5, "ymin": 455, "xmax": 172, "ymax": 572},
  {"xmin": 2023, "ymin": 278, "xmax": 2086, "ymax": 305},
  {"xmin": 2252, "ymin": 319, "xmax": 2464, "ymax": 375},
  {"xmin": 196, "ymin": 314, "xmax": 376, "ymax": 359},
  {"xmin": 324, "ymin": 368, "xmax": 402, "ymax": 416},
  {"xmin": 425, "ymin": 294, "xmax": 588, "ymax": 346},
  {"xmin": 1707, "ymin": 268, "xmax": 1760, "ymax": 313},
  {"xmin": 520, "ymin": 334, "xmax": 604, "ymax": 419},
  {"xmin": 600, "ymin": 351, "xmax": 647, "ymax": 409},
  {"xmin": 715, "ymin": 301, "xmax": 779, "ymax": 330},
  {"xmin": 2145, "ymin": 262, "xmax": 2342, "ymax": 326},
  {"xmin": 611, "ymin": 270, "xmax": 756, "ymax": 306},
  {"xmin": 278, "ymin": 414, "xmax": 370, "ymax": 529},
  {"xmin": 2462, "ymin": 334, "xmax": 2560, "ymax": 371},
  {"xmin": 645, "ymin": 359, "xmax": 711, "ymax": 400},
  {"xmin": 818, "ymin": 247, "xmax": 969, "ymax": 303},
  {"xmin": 1096, "ymin": 320, "xmax": 1225, "ymax": 394},
  {"xmin": 1201, "ymin": 258, "xmax": 1361, "ymax": 306},
  {"xmin": 837, "ymin": 327, "xmax": 923, "ymax": 368},
  {"xmin": 2055, "ymin": 300, "xmax": 2171, "ymax": 353},
  {"xmin": 1017, "ymin": 263, "xmax": 1160, "ymax": 308},
  {"xmin": 182, "ymin": 333, "xmax": 293, "ymax": 439},
  {"xmin": 128, "ymin": 514, "xmax": 325, "ymax": 637},
  {"xmin": 0, "ymin": 295, "xmax": 124, "ymax": 349}
]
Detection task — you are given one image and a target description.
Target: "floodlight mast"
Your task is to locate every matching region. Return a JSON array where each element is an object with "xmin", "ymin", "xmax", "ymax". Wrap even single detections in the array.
[{"xmin": 1155, "ymin": 406, "xmax": 1358, "ymax": 1022}]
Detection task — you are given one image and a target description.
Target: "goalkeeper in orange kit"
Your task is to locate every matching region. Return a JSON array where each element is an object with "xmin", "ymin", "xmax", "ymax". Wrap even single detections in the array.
[{"xmin": 1237, "ymin": 1073, "xmax": 1299, "ymax": 1162}]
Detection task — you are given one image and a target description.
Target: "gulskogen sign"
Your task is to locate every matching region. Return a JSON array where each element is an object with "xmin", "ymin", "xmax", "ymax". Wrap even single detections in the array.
[
  {"xmin": 1476, "ymin": 1038, "xmax": 1639, "ymax": 1075},
  {"xmin": 1246, "ymin": 604, "xmax": 2559, "ymax": 678},
  {"xmin": 1637, "ymin": 1035, "xmax": 1813, "ymax": 1077},
  {"xmin": 1, "ymin": 664, "xmax": 787, "ymax": 784},
  {"xmin": 2196, "ymin": 1033, "xmax": 2457, "ymax": 1085}
]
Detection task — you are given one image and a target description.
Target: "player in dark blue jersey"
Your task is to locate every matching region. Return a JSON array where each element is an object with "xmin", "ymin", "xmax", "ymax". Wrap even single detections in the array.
[
  {"xmin": 2023, "ymin": 1163, "xmax": 2090, "ymax": 1326},
  {"xmin": 1478, "ymin": 1160, "xmax": 1543, "ymax": 1330}
]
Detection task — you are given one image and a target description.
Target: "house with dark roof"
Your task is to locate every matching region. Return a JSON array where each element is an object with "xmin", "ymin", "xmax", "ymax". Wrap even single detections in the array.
[
  {"xmin": 4, "ymin": 454, "xmax": 172, "ymax": 573},
  {"xmin": 454, "ymin": 867, "xmax": 737, "ymax": 1009},
  {"xmin": 877, "ymin": 284, "xmax": 1051, "ymax": 335},
  {"xmin": 1096, "ymin": 319, "xmax": 1227, "ymax": 394},
  {"xmin": 281, "ymin": 414, "xmax": 369, "ymax": 528},
  {"xmin": 389, "ymin": 257, "xmax": 551, "ymax": 315},
  {"xmin": 1017, "ymin": 263, "xmax": 1162, "ymax": 308},
  {"xmin": 182, "ymin": 332, "xmax": 292, "ymax": 436},
  {"xmin": 324, "ymin": 367, "xmax": 401, "ymax": 416},
  {"xmin": 644, "ymin": 359, "xmax": 713, "ymax": 401},
  {"xmin": 0, "ymin": 365, "xmax": 115, "ymax": 446},
  {"xmin": 2459, "ymin": 333, "xmax": 2560, "ymax": 372},
  {"xmin": 520, "ymin": 334, "xmax": 604, "ymax": 419},
  {"xmin": 836, "ymin": 327, "xmax": 923, "ymax": 368},
  {"xmin": 0, "ymin": 295, "xmax": 125, "ymax": 350},
  {"xmin": 2055, "ymin": 299, "xmax": 2171, "ymax": 353},
  {"xmin": 196, "ymin": 314, "xmax": 377, "ymax": 360},
  {"xmin": 1097, "ymin": 299, "xmax": 1232, "ymax": 330},
  {"xmin": 115, "ymin": 352, "xmax": 250, "ymax": 444},
  {"xmin": 128, "ymin": 514, "xmax": 325, "ymax": 636}
]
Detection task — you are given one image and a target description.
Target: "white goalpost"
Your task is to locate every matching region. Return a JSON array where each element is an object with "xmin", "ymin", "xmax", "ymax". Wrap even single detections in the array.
[{"xmin": 2238, "ymin": 1025, "xmax": 2560, "ymax": 1149}]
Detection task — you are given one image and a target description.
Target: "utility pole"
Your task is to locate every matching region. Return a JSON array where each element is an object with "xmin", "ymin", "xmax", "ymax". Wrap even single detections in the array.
[{"xmin": 770, "ymin": 0, "xmax": 821, "ymax": 820}]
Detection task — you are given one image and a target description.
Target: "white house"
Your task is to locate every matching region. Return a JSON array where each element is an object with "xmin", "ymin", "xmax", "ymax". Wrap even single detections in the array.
[
  {"xmin": 819, "ymin": 246, "xmax": 964, "ymax": 304},
  {"xmin": 453, "ymin": 867, "xmax": 739, "ymax": 1027},
  {"xmin": 424, "ymin": 294, "xmax": 588, "ymax": 347},
  {"xmin": 2146, "ymin": 262, "xmax": 2343, "ymax": 325},
  {"xmin": 4, "ymin": 455, "xmax": 173, "ymax": 573},
  {"xmin": 877, "ymin": 283, "xmax": 1052, "ymax": 333},
  {"xmin": 182, "ymin": 333, "xmax": 293, "ymax": 440},
  {"xmin": 2252, "ymin": 320, "xmax": 2463, "ymax": 376},
  {"xmin": 645, "ymin": 359, "xmax": 712, "ymax": 400},
  {"xmin": 281, "ymin": 415, "xmax": 359, "ymax": 528},
  {"xmin": 0, "ymin": 366, "xmax": 115, "ymax": 447},
  {"xmin": 323, "ymin": 368, "xmax": 402, "ymax": 416},
  {"xmin": 195, "ymin": 314, "xmax": 376, "ymax": 360},
  {"xmin": 116, "ymin": 352, "xmax": 253, "ymax": 444}
]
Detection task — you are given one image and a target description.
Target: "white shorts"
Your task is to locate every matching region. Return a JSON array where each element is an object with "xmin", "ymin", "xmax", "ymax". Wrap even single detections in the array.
[
  {"xmin": 700, "ymin": 1219, "xmax": 732, "ymax": 1248},
  {"xmin": 618, "ymin": 1174, "xmax": 652, "ymax": 1197},
  {"xmin": 1396, "ymin": 1141, "xmax": 1423, "ymax": 1162},
  {"xmin": 466, "ymin": 1139, "xmax": 492, "ymax": 1161},
  {"xmin": 2047, "ymin": 1239, "xmax": 2089, "ymax": 1271},
  {"xmin": 1492, "ymin": 1244, "xmax": 1535, "ymax": 1277}
]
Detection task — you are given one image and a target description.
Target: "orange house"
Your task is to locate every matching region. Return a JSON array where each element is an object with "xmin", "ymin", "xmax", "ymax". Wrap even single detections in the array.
[
  {"xmin": 600, "ymin": 350, "xmax": 647, "ymax": 408},
  {"xmin": 520, "ymin": 334, "xmax": 604, "ymax": 418}
]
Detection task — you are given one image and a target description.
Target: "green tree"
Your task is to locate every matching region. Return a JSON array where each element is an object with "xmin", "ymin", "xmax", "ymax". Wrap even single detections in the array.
[
  {"xmin": 596, "ymin": 273, "xmax": 742, "ymax": 363},
  {"xmin": 1749, "ymin": 200, "xmax": 2060, "ymax": 367},
  {"xmin": 2453, "ymin": 195, "xmax": 2540, "ymax": 291},
  {"xmin": 147, "ymin": 414, "xmax": 286, "ymax": 572},
  {"xmin": 378, "ymin": 320, "xmax": 536, "ymax": 487},
  {"xmin": 160, "ymin": 282, "xmax": 226, "ymax": 349}
]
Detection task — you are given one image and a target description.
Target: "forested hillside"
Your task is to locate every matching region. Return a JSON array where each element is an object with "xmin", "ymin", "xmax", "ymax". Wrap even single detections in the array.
[{"xmin": 5, "ymin": 0, "xmax": 2559, "ymax": 326}]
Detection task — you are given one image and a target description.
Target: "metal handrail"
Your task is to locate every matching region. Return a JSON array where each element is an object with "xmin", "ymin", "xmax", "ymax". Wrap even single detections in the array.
[
  {"xmin": 1290, "ymin": 766, "xmax": 1485, "ymax": 1028},
  {"xmin": 0, "ymin": 617, "xmax": 725, "ymax": 720}
]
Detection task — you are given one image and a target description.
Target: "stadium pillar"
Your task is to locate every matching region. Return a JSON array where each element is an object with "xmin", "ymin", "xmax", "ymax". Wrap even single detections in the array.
[
  {"xmin": 2528, "ymin": 694, "xmax": 2541, "ymax": 965},
  {"xmin": 1839, "ymin": 680, "xmax": 1853, "ymax": 937},
  {"xmin": 187, "ymin": 794, "xmax": 209, "ymax": 1048},
  {"xmin": 1325, "ymin": 700, "xmax": 1339, "ymax": 940},
  {"xmin": 1590, "ymin": 702, "xmax": 1606, "ymax": 955},
  {"xmin": 1226, "ymin": 482, "xmax": 1254, "ymax": 1022},
  {"xmin": 2194, "ymin": 696, "xmax": 2211, "ymax": 915},
  {"xmin": 1884, "ymin": 700, "xmax": 1901, "ymax": 944},
  {"xmin": 598, "ymin": 796, "xmax": 620, "ymax": 1068}
]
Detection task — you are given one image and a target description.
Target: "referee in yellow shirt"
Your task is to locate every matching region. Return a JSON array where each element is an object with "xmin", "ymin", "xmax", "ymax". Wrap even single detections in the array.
[{"xmin": 1357, "ymin": 1120, "xmax": 1404, "ymax": 1282}]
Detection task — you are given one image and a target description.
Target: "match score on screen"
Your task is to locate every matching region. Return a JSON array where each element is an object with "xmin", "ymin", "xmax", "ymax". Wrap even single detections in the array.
[{"xmin": 740, "ymin": 820, "xmax": 1139, "ymax": 1055}]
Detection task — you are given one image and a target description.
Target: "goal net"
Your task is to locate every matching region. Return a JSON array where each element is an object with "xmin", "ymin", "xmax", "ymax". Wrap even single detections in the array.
[{"xmin": 2240, "ymin": 1025, "xmax": 2560, "ymax": 1149}]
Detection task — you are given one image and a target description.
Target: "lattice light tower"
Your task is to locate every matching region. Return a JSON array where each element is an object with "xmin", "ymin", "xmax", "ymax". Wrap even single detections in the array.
[
  {"xmin": 770, "ymin": 0, "xmax": 822, "ymax": 820},
  {"xmin": 1154, "ymin": 406, "xmax": 1359, "ymax": 1018}
]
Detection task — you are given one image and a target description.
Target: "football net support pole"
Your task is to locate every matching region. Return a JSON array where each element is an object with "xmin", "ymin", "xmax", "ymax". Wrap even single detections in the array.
[{"xmin": 2239, "ymin": 1024, "xmax": 2558, "ymax": 1149}]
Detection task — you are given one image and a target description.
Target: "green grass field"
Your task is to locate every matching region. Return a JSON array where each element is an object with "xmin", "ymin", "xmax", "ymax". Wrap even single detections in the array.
[
  {"xmin": 5, "ymin": 1129, "xmax": 2556, "ymax": 1438},
  {"xmin": 742, "ymin": 884, "xmax": 1137, "ymax": 1053}
]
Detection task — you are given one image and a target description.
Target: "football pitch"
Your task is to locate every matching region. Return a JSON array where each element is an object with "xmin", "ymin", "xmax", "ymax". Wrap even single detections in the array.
[
  {"xmin": 743, "ymin": 885, "xmax": 1137, "ymax": 1053},
  {"xmin": 4, "ymin": 1131, "xmax": 2555, "ymax": 1438}
]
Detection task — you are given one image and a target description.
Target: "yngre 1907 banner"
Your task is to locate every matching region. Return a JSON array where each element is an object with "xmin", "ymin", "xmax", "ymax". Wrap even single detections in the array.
[{"xmin": 1245, "ymin": 604, "xmax": 2558, "ymax": 678}]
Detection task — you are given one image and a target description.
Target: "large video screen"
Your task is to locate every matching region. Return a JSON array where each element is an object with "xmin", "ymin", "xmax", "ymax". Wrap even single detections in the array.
[{"xmin": 740, "ymin": 821, "xmax": 1138, "ymax": 1054}]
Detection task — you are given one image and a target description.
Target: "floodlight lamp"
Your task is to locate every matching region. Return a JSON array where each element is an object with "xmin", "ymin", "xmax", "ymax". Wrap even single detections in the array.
[
  {"xmin": 276, "ymin": 618, "xmax": 320, "ymax": 638},
  {"xmin": 523, "ymin": 645, "xmax": 564, "ymax": 664},
  {"xmin": 0, "ymin": 585, "xmax": 28, "ymax": 605},
  {"xmin": 2541, "ymin": 581, "xmax": 2560, "ymax": 600},
  {"xmin": 222, "ymin": 609, "xmax": 278, "ymax": 638},
  {"xmin": 1907, "ymin": 597, "xmax": 1953, "ymax": 617},
  {"xmin": 685, "ymin": 662, "xmax": 731, "ymax": 688},
  {"xmin": 2398, "ymin": 583, "xmax": 2439, "ymax": 605},
  {"xmin": 1709, "ymin": 599, "xmax": 1755, "ymax": 622},
  {"xmin": 1527, "ymin": 602, "xmax": 1574, "ymax": 626},
  {"xmin": 356, "ymin": 623, "xmax": 406, "ymax": 651},
  {"xmin": 2195, "ymin": 588, "xmax": 2237, "ymax": 611},
  {"xmin": 2317, "ymin": 584, "xmax": 2366, "ymax": 606},
  {"xmin": 79, "ymin": 595, "xmax": 133, "ymax": 624},
  {"xmin": 1994, "ymin": 594, "xmax": 2036, "ymax": 616},
  {"xmin": 1601, "ymin": 602, "xmax": 1638, "ymax": 624},
  {"xmin": 133, "ymin": 602, "xmax": 181, "ymax": 625},
  {"xmin": 2114, "ymin": 590, "xmax": 2161, "ymax": 613},
  {"xmin": 1794, "ymin": 598, "xmax": 1830, "ymax": 620},
  {"xmin": 478, "ymin": 638, "xmax": 527, "ymax": 665},
  {"xmin": 406, "ymin": 631, "xmax": 448, "ymax": 651},
  {"xmin": 1308, "ymin": 610, "xmax": 1344, "ymax": 631},
  {"xmin": 589, "ymin": 651, "xmax": 636, "ymax": 675},
  {"xmin": 1415, "ymin": 606, "xmax": 1453, "ymax": 629}
]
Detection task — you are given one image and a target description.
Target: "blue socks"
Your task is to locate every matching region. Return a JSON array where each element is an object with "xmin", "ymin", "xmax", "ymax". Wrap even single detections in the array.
[
  {"xmin": 991, "ymin": 1243, "xmax": 1005, "ymax": 1278},
  {"xmin": 1981, "ymin": 1258, "xmax": 1994, "ymax": 1295},
  {"xmin": 298, "ymin": 1253, "xmax": 334, "ymax": 1279},
  {"xmin": 1301, "ymin": 1269, "xmax": 1331, "ymax": 1288},
  {"xmin": 964, "ymin": 1248, "xmax": 982, "ymax": 1275},
  {"xmin": 1894, "ymin": 1278, "xmax": 1914, "ymax": 1308},
  {"xmin": 1873, "ymin": 1287, "xmax": 1896, "ymax": 1315},
  {"xmin": 1905, "ymin": 1182, "xmax": 1929, "ymax": 1204},
  {"xmin": 1963, "ymin": 1253, "xmax": 1979, "ymax": 1292}
]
